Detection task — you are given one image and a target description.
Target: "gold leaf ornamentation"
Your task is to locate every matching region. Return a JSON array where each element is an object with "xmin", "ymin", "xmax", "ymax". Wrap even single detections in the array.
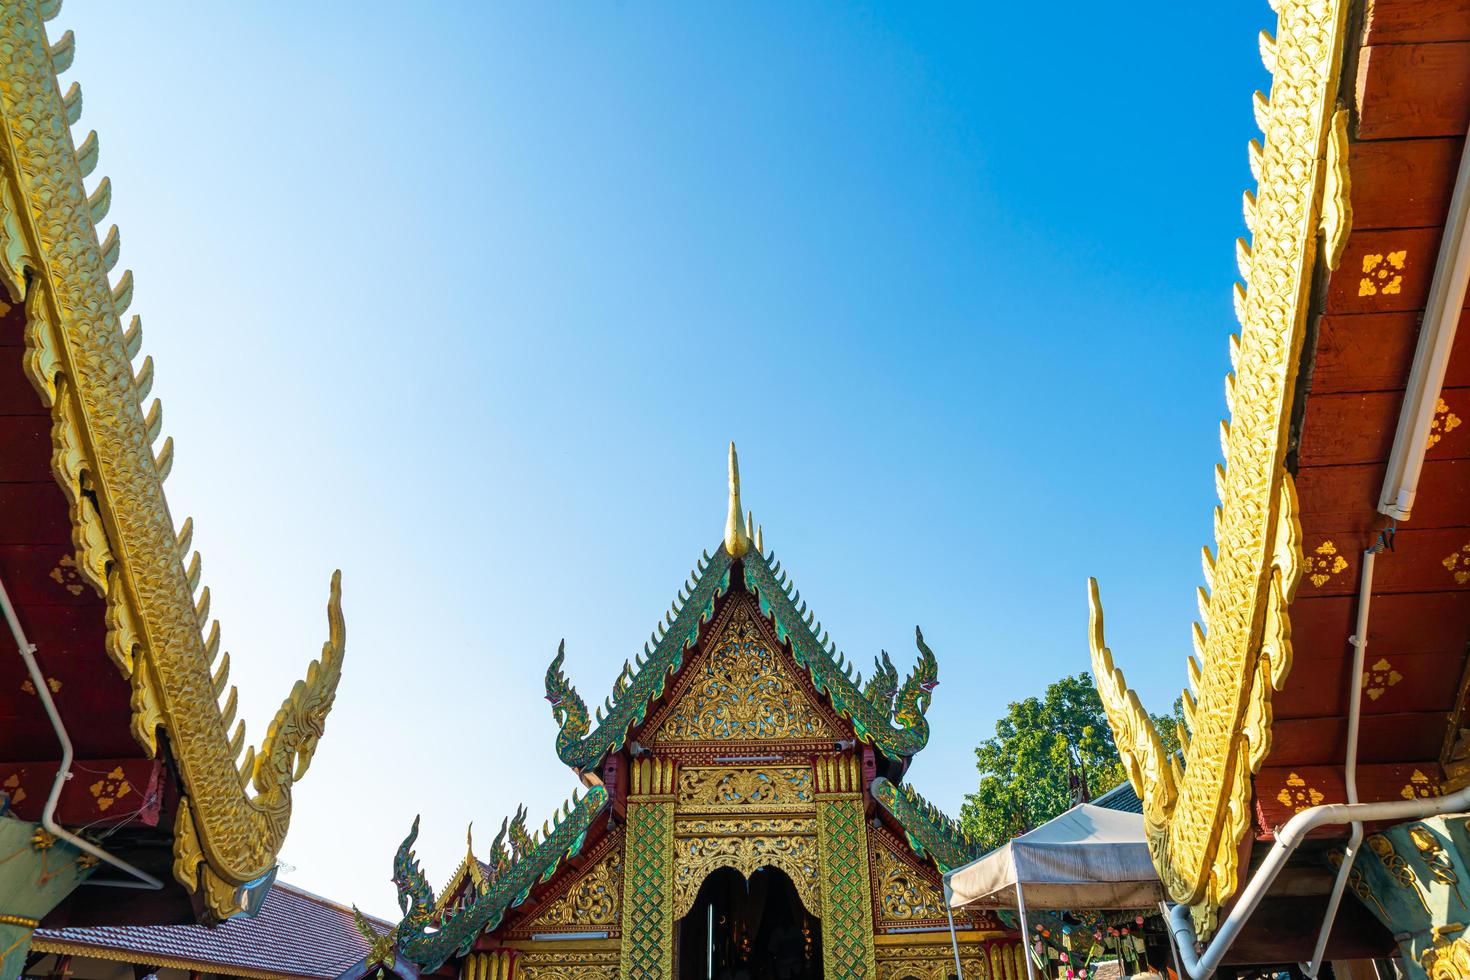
[
  {"xmin": 528, "ymin": 847, "xmax": 622, "ymax": 928},
  {"xmin": 875, "ymin": 844, "xmax": 947, "ymax": 921},
  {"xmin": 670, "ymin": 816, "xmax": 821, "ymax": 920},
  {"xmin": 1307, "ymin": 540, "xmax": 1349, "ymax": 587},
  {"xmin": 1275, "ymin": 772, "xmax": 1324, "ymax": 812},
  {"xmin": 1086, "ymin": 0, "xmax": 1348, "ymax": 936},
  {"xmin": 1363, "ymin": 657, "xmax": 1403, "ymax": 701},
  {"xmin": 0, "ymin": 5, "xmax": 347, "ymax": 920},
  {"xmin": 88, "ymin": 766, "xmax": 132, "ymax": 812},
  {"xmin": 1422, "ymin": 935, "xmax": 1470, "ymax": 980},
  {"xmin": 1320, "ymin": 108, "xmax": 1351, "ymax": 271},
  {"xmin": 1402, "ymin": 769, "xmax": 1439, "ymax": 801},
  {"xmin": 1359, "ymin": 250, "xmax": 1407, "ymax": 297},
  {"xmin": 516, "ymin": 949, "xmax": 619, "ymax": 980},
  {"xmin": 1443, "ymin": 543, "xmax": 1470, "ymax": 585},
  {"xmin": 652, "ymin": 604, "xmax": 833, "ymax": 743},
  {"xmin": 2, "ymin": 772, "xmax": 27, "ymax": 806},
  {"xmin": 877, "ymin": 945, "xmax": 991, "ymax": 980},
  {"xmin": 676, "ymin": 765, "xmax": 815, "ymax": 813},
  {"xmin": 1428, "ymin": 397, "xmax": 1462, "ymax": 450}
]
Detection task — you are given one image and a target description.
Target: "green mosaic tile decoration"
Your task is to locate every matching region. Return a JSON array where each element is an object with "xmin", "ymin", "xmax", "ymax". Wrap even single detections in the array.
[
  {"xmin": 816, "ymin": 796, "xmax": 878, "ymax": 979},
  {"xmin": 620, "ymin": 800, "xmax": 675, "ymax": 979}
]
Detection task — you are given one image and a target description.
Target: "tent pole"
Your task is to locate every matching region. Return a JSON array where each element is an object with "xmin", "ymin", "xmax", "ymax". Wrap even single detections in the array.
[
  {"xmin": 945, "ymin": 902, "xmax": 965, "ymax": 979},
  {"xmin": 1016, "ymin": 885, "xmax": 1039, "ymax": 980}
]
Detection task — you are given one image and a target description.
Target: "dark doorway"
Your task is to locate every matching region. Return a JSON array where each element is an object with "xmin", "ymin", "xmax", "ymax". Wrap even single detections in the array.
[{"xmin": 677, "ymin": 866, "xmax": 821, "ymax": 980}]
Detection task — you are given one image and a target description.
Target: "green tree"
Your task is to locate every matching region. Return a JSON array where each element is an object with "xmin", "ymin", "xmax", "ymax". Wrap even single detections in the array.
[{"xmin": 958, "ymin": 673, "xmax": 1182, "ymax": 852}]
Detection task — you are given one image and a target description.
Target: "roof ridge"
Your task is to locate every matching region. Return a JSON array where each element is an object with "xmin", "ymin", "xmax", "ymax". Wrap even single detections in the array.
[
  {"xmin": 386, "ymin": 785, "xmax": 609, "ymax": 972},
  {"xmin": 741, "ymin": 549, "xmax": 939, "ymax": 759},
  {"xmin": 273, "ymin": 880, "xmax": 391, "ymax": 926},
  {"xmin": 545, "ymin": 546, "xmax": 734, "ymax": 771},
  {"xmin": 871, "ymin": 776, "xmax": 982, "ymax": 873}
]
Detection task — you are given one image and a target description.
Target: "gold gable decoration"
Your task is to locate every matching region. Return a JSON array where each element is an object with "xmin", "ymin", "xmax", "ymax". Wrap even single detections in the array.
[
  {"xmin": 1086, "ymin": 0, "xmax": 1347, "ymax": 936},
  {"xmin": 0, "ymin": 2, "xmax": 344, "ymax": 920},
  {"xmin": 874, "ymin": 840, "xmax": 947, "ymax": 923},
  {"xmin": 526, "ymin": 846, "xmax": 623, "ymax": 930},
  {"xmin": 670, "ymin": 816, "xmax": 823, "ymax": 921},
  {"xmin": 652, "ymin": 603, "xmax": 833, "ymax": 743}
]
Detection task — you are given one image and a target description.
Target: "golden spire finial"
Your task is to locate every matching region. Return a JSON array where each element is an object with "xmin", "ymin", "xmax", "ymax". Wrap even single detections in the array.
[{"xmin": 725, "ymin": 442, "xmax": 750, "ymax": 558}]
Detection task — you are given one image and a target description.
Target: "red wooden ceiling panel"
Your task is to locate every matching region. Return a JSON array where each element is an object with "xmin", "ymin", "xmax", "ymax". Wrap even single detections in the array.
[
  {"xmin": 1355, "ymin": 42, "xmax": 1470, "ymax": 140},
  {"xmin": 1311, "ymin": 310, "xmax": 1470, "ymax": 394},
  {"xmin": 1349, "ymin": 136, "xmax": 1463, "ymax": 230},
  {"xmin": 1363, "ymin": 0, "xmax": 1470, "ymax": 44},
  {"xmin": 1326, "ymin": 226, "xmax": 1448, "ymax": 314}
]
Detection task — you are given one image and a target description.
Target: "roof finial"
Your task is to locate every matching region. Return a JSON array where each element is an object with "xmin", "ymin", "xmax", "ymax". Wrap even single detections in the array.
[{"xmin": 725, "ymin": 442, "xmax": 750, "ymax": 558}]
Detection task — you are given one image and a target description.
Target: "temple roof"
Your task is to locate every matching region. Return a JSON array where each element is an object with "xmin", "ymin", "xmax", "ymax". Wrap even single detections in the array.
[
  {"xmin": 871, "ymin": 776, "xmax": 984, "ymax": 873},
  {"xmin": 545, "ymin": 443, "xmax": 939, "ymax": 773},
  {"xmin": 1087, "ymin": 0, "xmax": 1470, "ymax": 943},
  {"xmin": 32, "ymin": 882, "xmax": 385, "ymax": 980},
  {"xmin": 0, "ymin": 3, "xmax": 344, "ymax": 922}
]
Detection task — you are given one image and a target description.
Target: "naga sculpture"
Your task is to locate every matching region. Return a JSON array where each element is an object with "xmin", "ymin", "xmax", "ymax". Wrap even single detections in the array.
[
  {"xmin": 871, "ymin": 776, "xmax": 984, "ymax": 874},
  {"xmin": 546, "ymin": 542, "xmax": 939, "ymax": 772},
  {"xmin": 374, "ymin": 787, "xmax": 610, "ymax": 971}
]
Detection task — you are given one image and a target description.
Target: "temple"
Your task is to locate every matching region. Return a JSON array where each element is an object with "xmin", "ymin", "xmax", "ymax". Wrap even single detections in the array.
[
  {"xmin": 1088, "ymin": 0, "xmax": 1470, "ymax": 976},
  {"xmin": 0, "ymin": 1, "xmax": 345, "ymax": 975},
  {"xmin": 352, "ymin": 445, "xmax": 1024, "ymax": 980}
]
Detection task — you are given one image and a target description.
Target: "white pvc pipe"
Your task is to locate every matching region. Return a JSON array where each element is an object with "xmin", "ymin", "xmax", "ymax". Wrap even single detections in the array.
[
  {"xmin": 1168, "ymin": 781, "xmax": 1470, "ymax": 980},
  {"xmin": 1379, "ymin": 122, "xmax": 1470, "ymax": 520},
  {"xmin": 1303, "ymin": 547, "xmax": 1376, "ymax": 977},
  {"xmin": 0, "ymin": 573, "xmax": 162, "ymax": 890}
]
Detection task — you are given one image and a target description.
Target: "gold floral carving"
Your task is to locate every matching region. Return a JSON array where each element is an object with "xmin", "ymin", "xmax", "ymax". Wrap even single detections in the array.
[
  {"xmin": 1359, "ymin": 250, "xmax": 1406, "ymax": 297},
  {"xmin": 1276, "ymin": 772, "xmax": 1324, "ymax": 812},
  {"xmin": 1307, "ymin": 541, "xmax": 1349, "ymax": 587},
  {"xmin": 876, "ymin": 945, "xmax": 989, "ymax": 980},
  {"xmin": 0, "ymin": 4, "xmax": 345, "ymax": 919},
  {"xmin": 1364, "ymin": 657, "xmax": 1403, "ymax": 701},
  {"xmin": 1443, "ymin": 543, "xmax": 1470, "ymax": 585},
  {"xmin": 516, "ymin": 949, "xmax": 619, "ymax": 980},
  {"xmin": 1422, "ymin": 935, "xmax": 1470, "ymax": 980},
  {"xmin": 671, "ymin": 817, "xmax": 821, "ymax": 920},
  {"xmin": 875, "ymin": 845, "xmax": 947, "ymax": 922},
  {"xmin": 1319, "ymin": 107, "xmax": 1351, "ymax": 271},
  {"xmin": 1088, "ymin": 0, "xmax": 1347, "ymax": 935},
  {"xmin": 1429, "ymin": 397, "xmax": 1462, "ymax": 450},
  {"xmin": 528, "ymin": 847, "xmax": 623, "ymax": 928},
  {"xmin": 1402, "ymin": 769, "xmax": 1439, "ymax": 801},
  {"xmin": 652, "ymin": 604, "xmax": 833, "ymax": 742},
  {"xmin": 676, "ymin": 765, "xmax": 814, "ymax": 813}
]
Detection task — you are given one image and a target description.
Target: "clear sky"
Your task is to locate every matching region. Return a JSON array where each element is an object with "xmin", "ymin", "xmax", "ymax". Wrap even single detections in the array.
[{"xmin": 57, "ymin": 2, "xmax": 1272, "ymax": 918}]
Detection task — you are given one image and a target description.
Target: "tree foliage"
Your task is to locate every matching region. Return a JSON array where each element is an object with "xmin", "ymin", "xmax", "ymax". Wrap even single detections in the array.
[{"xmin": 958, "ymin": 672, "xmax": 1182, "ymax": 852}]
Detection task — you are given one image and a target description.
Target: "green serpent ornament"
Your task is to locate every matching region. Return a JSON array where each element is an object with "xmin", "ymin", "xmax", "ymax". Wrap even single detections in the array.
[
  {"xmin": 546, "ymin": 548, "xmax": 733, "ymax": 772},
  {"xmin": 870, "ymin": 776, "xmax": 983, "ymax": 873},
  {"xmin": 741, "ymin": 549, "xmax": 938, "ymax": 758},
  {"xmin": 388, "ymin": 785, "xmax": 610, "ymax": 971},
  {"xmin": 544, "ymin": 543, "xmax": 938, "ymax": 770}
]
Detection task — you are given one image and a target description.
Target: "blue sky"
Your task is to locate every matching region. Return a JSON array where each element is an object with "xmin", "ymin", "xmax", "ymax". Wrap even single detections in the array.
[{"xmin": 58, "ymin": 3, "xmax": 1272, "ymax": 916}]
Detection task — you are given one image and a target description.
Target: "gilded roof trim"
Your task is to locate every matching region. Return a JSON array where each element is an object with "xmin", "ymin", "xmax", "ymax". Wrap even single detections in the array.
[
  {"xmin": 1087, "ymin": 0, "xmax": 1348, "ymax": 934},
  {"xmin": 0, "ymin": 1, "xmax": 344, "ymax": 920}
]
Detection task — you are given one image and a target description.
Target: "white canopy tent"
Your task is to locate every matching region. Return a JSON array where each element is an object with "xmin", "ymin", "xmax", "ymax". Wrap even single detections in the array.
[{"xmin": 940, "ymin": 803, "xmax": 1166, "ymax": 980}]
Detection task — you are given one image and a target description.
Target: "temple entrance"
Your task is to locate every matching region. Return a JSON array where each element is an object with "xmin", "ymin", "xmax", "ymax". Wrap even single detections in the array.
[{"xmin": 676, "ymin": 866, "xmax": 822, "ymax": 980}]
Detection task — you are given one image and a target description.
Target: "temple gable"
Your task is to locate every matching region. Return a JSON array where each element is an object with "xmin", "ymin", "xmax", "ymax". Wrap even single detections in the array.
[{"xmin": 648, "ymin": 599, "xmax": 837, "ymax": 746}]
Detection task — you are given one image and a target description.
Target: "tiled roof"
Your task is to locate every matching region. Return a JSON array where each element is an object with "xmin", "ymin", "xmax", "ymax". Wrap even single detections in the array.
[
  {"xmin": 34, "ymin": 882, "xmax": 387, "ymax": 980},
  {"xmin": 1093, "ymin": 780, "xmax": 1143, "ymax": 814}
]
